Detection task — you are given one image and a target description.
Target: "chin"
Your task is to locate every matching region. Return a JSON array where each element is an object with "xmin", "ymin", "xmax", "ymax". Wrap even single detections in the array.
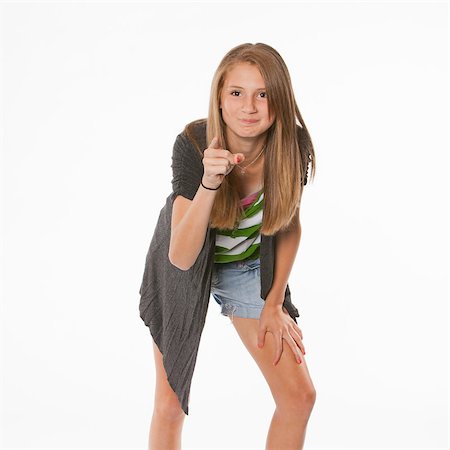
[{"xmin": 229, "ymin": 123, "xmax": 269, "ymax": 138}]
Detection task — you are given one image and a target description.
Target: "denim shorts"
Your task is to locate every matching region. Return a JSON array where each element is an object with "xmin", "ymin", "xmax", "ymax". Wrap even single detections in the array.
[{"xmin": 210, "ymin": 256, "xmax": 265, "ymax": 323}]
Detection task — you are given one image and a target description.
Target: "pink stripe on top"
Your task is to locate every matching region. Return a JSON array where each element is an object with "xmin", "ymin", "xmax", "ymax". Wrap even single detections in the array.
[{"xmin": 240, "ymin": 190, "xmax": 261, "ymax": 208}]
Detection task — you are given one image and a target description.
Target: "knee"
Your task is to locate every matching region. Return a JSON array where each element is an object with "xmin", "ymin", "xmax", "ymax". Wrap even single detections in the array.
[
  {"xmin": 305, "ymin": 386, "xmax": 317, "ymax": 409},
  {"xmin": 294, "ymin": 386, "xmax": 316, "ymax": 411},
  {"xmin": 153, "ymin": 395, "xmax": 185, "ymax": 422},
  {"xmin": 278, "ymin": 385, "xmax": 316, "ymax": 415}
]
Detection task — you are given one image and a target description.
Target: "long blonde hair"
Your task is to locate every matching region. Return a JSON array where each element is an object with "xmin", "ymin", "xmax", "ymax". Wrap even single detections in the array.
[{"xmin": 185, "ymin": 42, "xmax": 316, "ymax": 236}]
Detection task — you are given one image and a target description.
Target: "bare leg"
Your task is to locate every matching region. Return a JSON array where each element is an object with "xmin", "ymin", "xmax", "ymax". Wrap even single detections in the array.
[
  {"xmin": 148, "ymin": 340, "xmax": 186, "ymax": 450},
  {"xmin": 231, "ymin": 316, "xmax": 316, "ymax": 450}
]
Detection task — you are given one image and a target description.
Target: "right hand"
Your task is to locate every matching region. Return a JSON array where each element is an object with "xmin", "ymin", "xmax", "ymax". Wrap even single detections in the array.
[{"xmin": 201, "ymin": 136, "xmax": 245, "ymax": 189}]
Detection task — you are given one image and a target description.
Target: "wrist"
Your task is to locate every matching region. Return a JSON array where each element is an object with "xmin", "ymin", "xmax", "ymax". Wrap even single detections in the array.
[
  {"xmin": 201, "ymin": 177, "xmax": 221, "ymax": 190},
  {"xmin": 267, "ymin": 285, "xmax": 286, "ymax": 299},
  {"xmin": 263, "ymin": 302, "xmax": 284, "ymax": 316},
  {"xmin": 264, "ymin": 287, "xmax": 286, "ymax": 307}
]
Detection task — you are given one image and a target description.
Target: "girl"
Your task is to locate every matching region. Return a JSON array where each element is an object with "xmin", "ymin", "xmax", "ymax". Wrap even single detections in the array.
[{"xmin": 139, "ymin": 42, "xmax": 317, "ymax": 450}]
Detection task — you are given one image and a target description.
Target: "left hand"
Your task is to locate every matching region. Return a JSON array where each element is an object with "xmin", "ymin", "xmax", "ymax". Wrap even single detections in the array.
[{"xmin": 257, "ymin": 301, "xmax": 305, "ymax": 366}]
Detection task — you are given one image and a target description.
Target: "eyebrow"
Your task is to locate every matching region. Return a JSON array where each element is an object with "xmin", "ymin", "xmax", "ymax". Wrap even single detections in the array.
[{"xmin": 227, "ymin": 85, "xmax": 266, "ymax": 90}]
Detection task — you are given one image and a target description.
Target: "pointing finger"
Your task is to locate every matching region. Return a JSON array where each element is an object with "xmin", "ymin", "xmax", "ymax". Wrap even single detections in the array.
[{"xmin": 209, "ymin": 136, "xmax": 221, "ymax": 149}]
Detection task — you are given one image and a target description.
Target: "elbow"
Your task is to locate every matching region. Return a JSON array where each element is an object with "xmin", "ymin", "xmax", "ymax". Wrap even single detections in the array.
[
  {"xmin": 281, "ymin": 218, "xmax": 301, "ymax": 235},
  {"xmin": 168, "ymin": 230, "xmax": 198, "ymax": 271},
  {"xmin": 168, "ymin": 231, "xmax": 191, "ymax": 271},
  {"xmin": 168, "ymin": 249, "xmax": 193, "ymax": 271}
]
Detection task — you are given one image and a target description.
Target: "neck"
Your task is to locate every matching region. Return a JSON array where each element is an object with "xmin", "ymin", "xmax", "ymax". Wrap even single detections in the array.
[{"xmin": 225, "ymin": 130, "xmax": 267, "ymax": 160}]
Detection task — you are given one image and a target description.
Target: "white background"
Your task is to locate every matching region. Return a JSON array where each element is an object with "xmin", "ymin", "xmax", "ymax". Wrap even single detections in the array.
[{"xmin": 0, "ymin": 1, "xmax": 448, "ymax": 449}]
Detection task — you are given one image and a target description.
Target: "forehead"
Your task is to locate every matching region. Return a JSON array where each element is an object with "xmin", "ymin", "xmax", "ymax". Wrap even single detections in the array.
[{"xmin": 223, "ymin": 62, "xmax": 265, "ymax": 87}]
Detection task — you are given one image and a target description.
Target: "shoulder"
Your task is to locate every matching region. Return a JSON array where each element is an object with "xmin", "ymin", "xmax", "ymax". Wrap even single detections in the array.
[
  {"xmin": 295, "ymin": 124, "xmax": 312, "ymax": 161},
  {"xmin": 295, "ymin": 124, "xmax": 310, "ymax": 149},
  {"xmin": 171, "ymin": 120, "xmax": 206, "ymax": 177},
  {"xmin": 180, "ymin": 118, "xmax": 207, "ymax": 157},
  {"xmin": 295, "ymin": 124, "xmax": 314, "ymax": 186}
]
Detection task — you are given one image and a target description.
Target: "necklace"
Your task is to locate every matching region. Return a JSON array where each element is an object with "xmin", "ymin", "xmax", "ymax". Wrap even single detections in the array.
[{"xmin": 236, "ymin": 144, "xmax": 266, "ymax": 175}]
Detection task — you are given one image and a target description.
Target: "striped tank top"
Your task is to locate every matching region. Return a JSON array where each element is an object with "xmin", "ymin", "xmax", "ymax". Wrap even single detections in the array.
[{"xmin": 214, "ymin": 189, "xmax": 264, "ymax": 263}]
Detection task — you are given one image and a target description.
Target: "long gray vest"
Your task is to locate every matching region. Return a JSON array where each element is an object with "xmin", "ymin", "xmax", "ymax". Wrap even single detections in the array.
[{"xmin": 139, "ymin": 121, "xmax": 303, "ymax": 415}]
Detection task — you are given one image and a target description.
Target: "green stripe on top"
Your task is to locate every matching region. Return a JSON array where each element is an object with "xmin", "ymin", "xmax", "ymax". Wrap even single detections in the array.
[{"xmin": 214, "ymin": 189, "xmax": 264, "ymax": 263}]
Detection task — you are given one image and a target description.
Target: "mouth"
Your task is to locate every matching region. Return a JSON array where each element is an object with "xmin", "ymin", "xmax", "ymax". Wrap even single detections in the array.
[{"xmin": 240, "ymin": 119, "xmax": 259, "ymax": 124}]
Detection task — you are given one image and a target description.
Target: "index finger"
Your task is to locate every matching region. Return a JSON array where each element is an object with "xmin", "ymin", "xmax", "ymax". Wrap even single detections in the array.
[
  {"xmin": 208, "ymin": 136, "xmax": 220, "ymax": 149},
  {"xmin": 206, "ymin": 146, "xmax": 241, "ymax": 165}
]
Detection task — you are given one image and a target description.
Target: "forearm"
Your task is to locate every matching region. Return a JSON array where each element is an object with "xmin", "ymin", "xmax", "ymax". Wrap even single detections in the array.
[
  {"xmin": 265, "ymin": 220, "xmax": 302, "ymax": 306},
  {"xmin": 169, "ymin": 184, "xmax": 218, "ymax": 270}
]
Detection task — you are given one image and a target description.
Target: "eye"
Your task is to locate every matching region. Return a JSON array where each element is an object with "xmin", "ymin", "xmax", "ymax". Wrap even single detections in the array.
[
  {"xmin": 259, "ymin": 92, "xmax": 267, "ymax": 98},
  {"xmin": 230, "ymin": 90, "xmax": 241, "ymax": 96}
]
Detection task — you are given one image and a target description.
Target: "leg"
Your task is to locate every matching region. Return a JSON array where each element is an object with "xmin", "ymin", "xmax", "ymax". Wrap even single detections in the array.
[
  {"xmin": 148, "ymin": 339, "xmax": 185, "ymax": 450},
  {"xmin": 231, "ymin": 316, "xmax": 316, "ymax": 450}
]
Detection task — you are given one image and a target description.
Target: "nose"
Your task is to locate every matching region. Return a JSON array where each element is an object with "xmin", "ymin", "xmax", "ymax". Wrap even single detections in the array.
[{"xmin": 242, "ymin": 95, "xmax": 257, "ymax": 113}]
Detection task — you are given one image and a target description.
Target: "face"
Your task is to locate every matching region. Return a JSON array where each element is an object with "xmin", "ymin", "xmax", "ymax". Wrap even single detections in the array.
[{"xmin": 219, "ymin": 62, "xmax": 275, "ymax": 142}]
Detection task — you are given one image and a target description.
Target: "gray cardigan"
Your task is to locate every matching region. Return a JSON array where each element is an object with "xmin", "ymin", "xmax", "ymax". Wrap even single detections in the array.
[{"xmin": 139, "ymin": 120, "xmax": 309, "ymax": 415}]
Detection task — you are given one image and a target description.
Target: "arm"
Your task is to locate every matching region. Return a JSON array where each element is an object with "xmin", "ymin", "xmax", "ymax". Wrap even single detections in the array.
[
  {"xmin": 168, "ymin": 133, "xmax": 237, "ymax": 271},
  {"xmin": 168, "ymin": 131, "xmax": 219, "ymax": 271},
  {"xmin": 257, "ymin": 207, "xmax": 306, "ymax": 364},
  {"xmin": 265, "ymin": 208, "xmax": 302, "ymax": 307},
  {"xmin": 168, "ymin": 186, "xmax": 218, "ymax": 271}
]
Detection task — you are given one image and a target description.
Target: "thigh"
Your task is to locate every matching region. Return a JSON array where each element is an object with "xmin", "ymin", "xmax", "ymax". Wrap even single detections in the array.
[{"xmin": 231, "ymin": 316, "xmax": 316, "ymax": 406}]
